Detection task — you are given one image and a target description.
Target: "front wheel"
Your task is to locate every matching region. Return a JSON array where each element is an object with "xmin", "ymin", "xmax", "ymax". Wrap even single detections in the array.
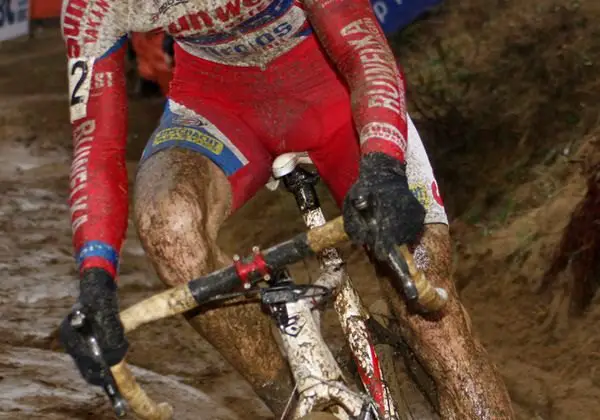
[{"xmin": 368, "ymin": 299, "xmax": 440, "ymax": 420}]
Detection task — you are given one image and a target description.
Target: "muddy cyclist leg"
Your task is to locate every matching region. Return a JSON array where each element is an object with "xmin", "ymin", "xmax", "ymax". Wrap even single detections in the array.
[
  {"xmin": 378, "ymin": 224, "xmax": 514, "ymax": 419},
  {"xmin": 377, "ymin": 117, "xmax": 514, "ymax": 419},
  {"xmin": 134, "ymin": 149, "xmax": 293, "ymax": 415}
]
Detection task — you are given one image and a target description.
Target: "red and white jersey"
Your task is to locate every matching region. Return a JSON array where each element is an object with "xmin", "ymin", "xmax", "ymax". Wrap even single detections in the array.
[
  {"xmin": 154, "ymin": 0, "xmax": 312, "ymax": 66},
  {"xmin": 63, "ymin": 0, "xmax": 312, "ymax": 66},
  {"xmin": 61, "ymin": 0, "xmax": 413, "ymax": 277}
]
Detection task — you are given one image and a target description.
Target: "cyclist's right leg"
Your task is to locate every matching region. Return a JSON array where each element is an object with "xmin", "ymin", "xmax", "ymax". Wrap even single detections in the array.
[{"xmin": 132, "ymin": 99, "xmax": 294, "ymax": 415}]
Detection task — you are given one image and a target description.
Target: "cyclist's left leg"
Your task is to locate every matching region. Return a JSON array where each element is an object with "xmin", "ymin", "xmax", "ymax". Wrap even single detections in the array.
[
  {"xmin": 134, "ymin": 99, "xmax": 294, "ymax": 415},
  {"xmin": 308, "ymin": 112, "xmax": 514, "ymax": 419}
]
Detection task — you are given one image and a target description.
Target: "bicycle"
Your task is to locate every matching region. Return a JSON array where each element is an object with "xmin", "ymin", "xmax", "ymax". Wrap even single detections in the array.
[{"xmin": 68, "ymin": 152, "xmax": 449, "ymax": 420}]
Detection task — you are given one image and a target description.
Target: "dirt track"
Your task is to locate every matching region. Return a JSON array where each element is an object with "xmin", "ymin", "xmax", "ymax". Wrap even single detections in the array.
[
  {"xmin": 0, "ymin": 30, "xmax": 271, "ymax": 420},
  {"xmin": 2, "ymin": 13, "xmax": 600, "ymax": 420}
]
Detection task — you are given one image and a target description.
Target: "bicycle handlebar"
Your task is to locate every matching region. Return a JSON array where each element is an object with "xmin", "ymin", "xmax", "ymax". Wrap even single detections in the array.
[
  {"xmin": 107, "ymin": 215, "xmax": 448, "ymax": 419},
  {"xmin": 110, "ymin": 361, "xmax": 173, "ymax": 420},
  {"xmin": 118, "ymin": 217, "xmax": 348, "ymax": 334}
]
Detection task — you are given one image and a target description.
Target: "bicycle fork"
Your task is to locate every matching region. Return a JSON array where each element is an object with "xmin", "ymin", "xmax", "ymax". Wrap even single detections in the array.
[
  {"xmin": 268, "ymin": 154, "xmax": 400, "ymax": 420},
  {"xmin": 263, "ymin": 269, "xmax": 367, "ymax": 419}
]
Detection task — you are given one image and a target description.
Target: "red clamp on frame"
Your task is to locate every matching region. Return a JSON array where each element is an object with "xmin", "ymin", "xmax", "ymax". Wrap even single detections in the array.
[{"xmin": 233, "ymin": 246, "xmax": 271, "ymax": 289}]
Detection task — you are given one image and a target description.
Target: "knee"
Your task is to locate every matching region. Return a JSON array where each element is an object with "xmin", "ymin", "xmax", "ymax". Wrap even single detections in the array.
[
  {"xmin": 415, "ymin": 223, "xmax": 451, "ymax": 276},
  {"xmin": 133, "ymin": 150, "xmax": 224, "ymax": 243},
  {"xmin": 134, "ymin": 180, "xmax": 206, "ymax": 242},
  {"xmin": 133, "ymin": 164, "xmax": 214, "ymax": 286},
  {"xmin": 132, "ymin": 150, "xmax": 233, "ymax": 285}
]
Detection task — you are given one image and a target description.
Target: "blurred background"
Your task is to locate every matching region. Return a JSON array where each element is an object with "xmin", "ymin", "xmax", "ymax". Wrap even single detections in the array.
[{"xmin": 0, "ymin": 0, "xmax": 599, "ymax": 419}]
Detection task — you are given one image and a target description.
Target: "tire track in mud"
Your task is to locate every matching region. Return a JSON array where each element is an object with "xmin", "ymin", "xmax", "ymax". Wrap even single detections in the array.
[
  {"xmin": 0, "ymin": 346, "xmax": 242, "ymax": 420},
  {"xmin": 0, "ymin": 94, "xmax": 68, "ymax": 107},
  {"xmin": 0, "ymin": 46, "xmax": 66, "ymax": 68}
]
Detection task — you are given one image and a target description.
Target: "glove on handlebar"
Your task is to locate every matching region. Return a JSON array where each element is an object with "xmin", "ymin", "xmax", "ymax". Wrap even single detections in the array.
[
  {"xmin": 59, "ymin": 268, "xmax": 129, "ymax": 386},
  {"xmin": 343, "ymin": 152, "xmax": 426, "ymax": 260}
]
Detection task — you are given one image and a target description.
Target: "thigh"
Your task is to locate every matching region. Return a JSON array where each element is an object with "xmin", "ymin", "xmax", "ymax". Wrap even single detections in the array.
[
  {"xmin": 140, "ymin": 98, "xmax": 273, "ymax": 212},
  {"xmin": 306, "ymin": 102, "xmax": 360, "ymax": 208},
  {"xmin": 309, "ymin": 105, "xmax": 449, "ymax": 226}
]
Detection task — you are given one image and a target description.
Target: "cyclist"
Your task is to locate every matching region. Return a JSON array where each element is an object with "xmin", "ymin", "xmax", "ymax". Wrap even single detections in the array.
[{"xmin": 59, "ymin": 0, "xmax": 514, "ymax": 418}]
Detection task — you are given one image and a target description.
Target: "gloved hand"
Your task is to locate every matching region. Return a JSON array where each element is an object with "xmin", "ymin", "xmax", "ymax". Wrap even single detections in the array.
[
  {"xmin": 343, "ymin": 152, "xmax": 426, "ymax": 260},
  {"xmin": 59, "ymin": 268, "xmax": 128, "ymax": 386}
]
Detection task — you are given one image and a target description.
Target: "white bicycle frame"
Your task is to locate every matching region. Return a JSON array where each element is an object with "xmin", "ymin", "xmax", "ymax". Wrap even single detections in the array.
[
  {"xmin": 269, "ymin": 153, "xmax": 400, "ymax": 420},
  {"xmin": 82, "ymin": 150, "xmax": 447, "ymax": 420}
]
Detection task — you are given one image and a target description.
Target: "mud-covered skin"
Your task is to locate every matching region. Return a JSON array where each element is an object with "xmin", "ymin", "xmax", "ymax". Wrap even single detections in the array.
[
  {"xmin": 378, "ymin": 224, "xmax": 515, "ymax": 420},
  {"xmin": 133, "ymin": 149, "xmax": 293, "ymax": 414}
]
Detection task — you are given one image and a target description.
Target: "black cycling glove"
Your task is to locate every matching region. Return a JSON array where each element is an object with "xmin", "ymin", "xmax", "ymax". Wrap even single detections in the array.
[
  {"xmin": 343, "ymin": 152, "xmax": 426, "ymax": 260},
  {"xmin": 59, "ymin": 268, "xmax": 128, "ymax": 386}
]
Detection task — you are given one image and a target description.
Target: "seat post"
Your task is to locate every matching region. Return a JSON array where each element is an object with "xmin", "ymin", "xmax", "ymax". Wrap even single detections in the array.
[
  {"xmin": 281, "ymin": 166, "xmax": 321, "ymax": 213},
  {"xmin": 271, "ymin": 153, "xmax": 321, "ymax": 214}
]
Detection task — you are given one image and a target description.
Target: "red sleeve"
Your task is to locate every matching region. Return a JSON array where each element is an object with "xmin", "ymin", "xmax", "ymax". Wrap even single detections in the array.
[
  {"xmin": 305, "ymin": 0, "xmax": 408, "ymax": 162},
  {"xmin": 63, "ymin": 1, "xmax": 129, "ymax": 278}
]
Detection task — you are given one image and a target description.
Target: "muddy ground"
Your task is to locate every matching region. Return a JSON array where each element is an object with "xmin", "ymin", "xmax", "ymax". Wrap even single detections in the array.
[{"xmin": 1, "ymin": 1, "xmax": 600, "ymax": 419}]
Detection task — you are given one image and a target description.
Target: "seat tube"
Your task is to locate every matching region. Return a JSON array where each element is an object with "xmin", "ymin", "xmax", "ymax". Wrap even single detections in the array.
[{"xmin": 281, "ymin": 167, "xmax": 345, "ymax": 304}]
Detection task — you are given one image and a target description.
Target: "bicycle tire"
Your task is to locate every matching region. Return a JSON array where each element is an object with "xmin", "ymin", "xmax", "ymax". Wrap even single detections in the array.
[{"xmin": 368, "ymin": 299, "xmax": 440, "ymax": 420}]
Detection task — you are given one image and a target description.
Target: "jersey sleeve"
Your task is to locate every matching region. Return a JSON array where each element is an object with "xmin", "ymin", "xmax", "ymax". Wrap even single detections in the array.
[
  {"xmin": 304, "ymin": 0, "xmax": 408, "ymax": 162},
  {"xmin": 62, "ymin": 0, "xmax": 129, "ymax": 278}
]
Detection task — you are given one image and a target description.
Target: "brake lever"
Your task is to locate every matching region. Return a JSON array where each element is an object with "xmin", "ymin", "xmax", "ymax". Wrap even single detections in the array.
[
  {"xmin": 383, "ymin": 248, "xmax": 419, "ymax": 302},
  {"xmin": 352, "ymin": 195, "xmax": 419, "ymax": 303},
  {"xmin": 69, "ymin": 304, "xmax": 128, "ymax": 417}
]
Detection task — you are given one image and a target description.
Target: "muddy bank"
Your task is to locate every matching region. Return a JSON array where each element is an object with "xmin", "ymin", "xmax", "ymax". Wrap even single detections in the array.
[{"xmin": 391, "ymin": 0, "xmax": 600, "ymax": 418}]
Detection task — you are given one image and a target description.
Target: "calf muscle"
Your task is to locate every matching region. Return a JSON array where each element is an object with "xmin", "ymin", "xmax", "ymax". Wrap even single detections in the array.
[{"xmin": 380, "ymin": 224, "xmax": 514, "ymax": 419}]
